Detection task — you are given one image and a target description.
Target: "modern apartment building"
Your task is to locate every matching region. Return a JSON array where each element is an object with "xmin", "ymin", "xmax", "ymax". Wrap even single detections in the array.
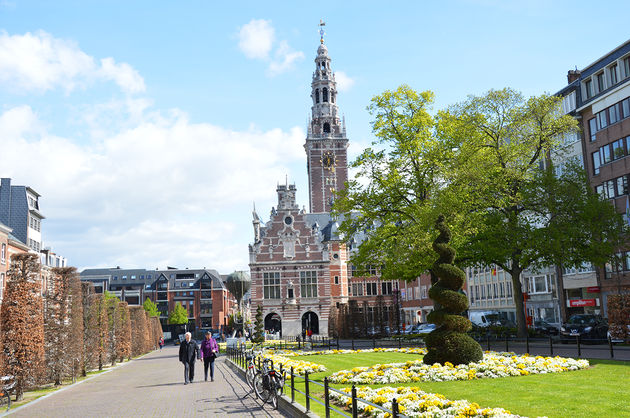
[
  {"xmin": 0, "ymin": 178, "xmax": 45, "ymax": 252},
  {"xmin": 80, "ymin": 267, "xmax": 235, "ymax": 334}
]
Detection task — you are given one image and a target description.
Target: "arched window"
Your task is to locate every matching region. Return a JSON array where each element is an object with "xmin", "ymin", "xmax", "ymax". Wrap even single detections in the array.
[
  {"xmin": 323, "ymin": 122, "xmax": 331, "ymax": 133},
  {"xmin": 323, "ymin": 87, "xmax": 328, "ymax": 102},
  {"xmin": 315, "ymin": 88, "xmax": 319, "ymax": 104}
]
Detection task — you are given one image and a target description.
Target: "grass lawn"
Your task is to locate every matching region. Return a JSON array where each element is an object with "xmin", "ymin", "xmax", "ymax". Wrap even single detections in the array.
[{"xmin": 283, "ymin": 353, "xmax": 630, "ymax": 418}]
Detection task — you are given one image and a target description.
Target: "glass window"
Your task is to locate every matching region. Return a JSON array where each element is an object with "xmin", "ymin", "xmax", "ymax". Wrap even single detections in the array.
[
  {"xmin": 585, "ymin": 79, "xmax": 593, "ymax": 98},
  {"xmin": 589, "ymin": 118, "xmax": 598, "ymax": 141},
  {"xmin": 606, "ymin": 180, "xmax": 616, "ymax": 198},
  {"xmin": 1, "ymin": 243, "xmax": 5, "ymax": 264},
  {"xmin": 322, "ymin": 87, "xmax": 328, "ymax": 102},
  {"xmin": 300, "ymin": 271, "xmax": 318, "ymax": 298},
  {"xmin": 381, "ymin": 281, "xmax": 393, "ymax": 295},
  {"xmin": 352, "ymin": 282, "xmax": 363, "ymax": 296},
  {"xmin": 616, "ymin": 176, "xmax": 628, "ymax": 196},
  {"xmin": 600, "ymin": 145, "xmax": 611, "ymax": 164},
  {"xmin": 334, "ymin": 276, "xmax": 339, "ymax": 284},
  {"xmin": 595, "ymin": 185, "xmax": 605, "ymax": 198},
  {"xmin": 597, "ymin": 72, "xmax": 605, "ymax": 92},
  {"xmin": 610, "ymin": 64, "xmax": 618, "ymax": 85},
  {"xmin": 598, "ymin": 110, "xmax": 608, "ymax": 129},
  {"xmin": 623, "ymin": 98, "xmax": 630, "ymax": 119},
  {"xmin": 612, "ymin": 138, "xmax": 624, "ymax": 159},
  {"xmin": 315, "ymin": 88, "xmax": 319, "ymax": 104},
  {"xmin": 624, "ymin": 57, "xmax": 630, "ymax": 78},
  {"xmin": 592, "ymin": 151, "xmax": 601, "ymax": 175},
  {"xmin": 263, "ymin": 272, "xmax": 281, "ymax": 299},
  {"xmin": 366, "ymin": 282, "xmax": 377, "ymax": 295},
  {"xmin": 609, "ymin": 104, "xmax": 620, "ymax": 125}
]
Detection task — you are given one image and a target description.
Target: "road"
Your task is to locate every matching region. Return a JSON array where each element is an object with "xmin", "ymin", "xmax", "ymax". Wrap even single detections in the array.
[{"xmin": 8, "ymin": 346, "xmax": 288, "ymax": 417}]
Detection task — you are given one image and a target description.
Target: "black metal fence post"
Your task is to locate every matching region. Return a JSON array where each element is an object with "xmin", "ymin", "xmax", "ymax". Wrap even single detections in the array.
[
  {"xmin": 351, "ymin": 384, "xmax": 358, "ymax": 418},
  {"xmin": 392, "ymin": 397, "xmax": 399, "ymax": 418},
  {"xmin": 549, "ymin": 335, "xmax": 553, "ymax": 356},
  {"xmin": 609, "ymin": 336, "xmax": 614, "ymax": 358},
  {"xmin": 305, "ymin": 371, "xmax": 311, "ymax": 412},
  {"xmin": 373, "ymin": 338, "xmax": 376, "ymax": 349},
  {"xmin": 324, "ymin": 377, "xmax": 331, "ymax": 418},
  {"xmin": 486, "ymin": 334, "xmax": 490, "ymax": 351},
  {"xmin": 526, "ymin": 333, "xmax": 530, "ymax": 354},
  {"xmin": 577, "ymin": 335, "xmax": 581, "ymax": 357},
  {"xmin": 291, "ymin": 366, "xmax": 295, "ymax": 403},
  {"xmin": 398, "ymin": 337, "xmax": 401, "ymax": 349},
  {"xmin": 505, "ymin": 334, "xmax": 508, "ymax": 352},
  {"xmin": 352, "ymin": 339, "xmax": 355, "ymax": 350}
]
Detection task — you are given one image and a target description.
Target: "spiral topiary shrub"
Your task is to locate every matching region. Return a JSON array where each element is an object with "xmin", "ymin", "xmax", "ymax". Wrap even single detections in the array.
[{"xmin": 423, "ymin": 215, "xmax": 483, "ymax": 365}]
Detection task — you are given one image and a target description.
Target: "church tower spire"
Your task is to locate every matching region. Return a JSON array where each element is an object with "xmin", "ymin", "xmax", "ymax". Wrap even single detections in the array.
[{"xmin": 305, "ymin": 21, "xmax": 349, "ymax": 213}]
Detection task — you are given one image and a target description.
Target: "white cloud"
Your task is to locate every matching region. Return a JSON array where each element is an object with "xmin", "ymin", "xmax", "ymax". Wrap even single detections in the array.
[
  {"xmin": 335, "ymin": 71, "xmax": 355, "ymax": 92},
  {"xmin": 237, "ymin": 20, "xmax": 303, "ymax": 76},
  {"xmin": 0, "ymin": 30, "xmax": 145, "ymax": 94},
  {"xmin": 0, "ymin": 105, "xmax": 305, "ymax": 271},
  {"xmin": 237, "ymin": 19, "xmax": 275, "ymax": 59},
  {"xmin": 267, "ymin": 40, "xmax": 304, "ymax": 76}
]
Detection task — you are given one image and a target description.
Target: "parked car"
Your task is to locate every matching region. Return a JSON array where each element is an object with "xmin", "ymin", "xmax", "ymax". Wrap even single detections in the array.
[
  {"xmin": 533, "ymin": 320, "xmax": 559, "ymax": 336},
  {"xmin": 560, "ymin": 314, "xmax": 608, "ymax": 344},
  {"xmin": 404, "ymin": 324, "xmax": 422, "ymax": 334},
  {"xmin": 469, "ymin": 311, "xmax": 502, "ymax": 327},
  {"xmin": 417, "ymin": 323, "xmax": 436, "ymax": 334}
]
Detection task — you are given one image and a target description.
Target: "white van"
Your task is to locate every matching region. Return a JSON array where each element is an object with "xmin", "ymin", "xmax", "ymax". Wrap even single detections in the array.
[{"xmin": 468, "ymin": 311, "xmax": 502, "ymax": 327}]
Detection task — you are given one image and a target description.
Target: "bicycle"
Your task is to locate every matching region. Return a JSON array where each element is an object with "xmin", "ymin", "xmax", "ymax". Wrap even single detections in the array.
[
  {"xmin": 245, "ymin": 344, "xmax": 264, "ymax": 390},
  {"xmin": 0, "ymin": 375, "xmax": 15, "ymax": 412},
  {"xmin": 253, "ymin": 358, "xmax": 285, "ymax": 409}
]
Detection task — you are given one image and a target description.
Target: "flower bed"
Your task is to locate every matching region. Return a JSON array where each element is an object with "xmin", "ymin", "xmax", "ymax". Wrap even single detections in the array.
[
  {"xmin": 260, "ymin": 353, "xmax": 327, "ymax": 375},
  {"xmin": 269, "ymin": 347, "xmax": 427, "ymax": 357},
  {"xmin": 329, "ymin": 352, "xmax": 589, "ymax": 384},
  {"xmin": 331, "ymin": 386, "xmax": 526, "ymax": 417}
]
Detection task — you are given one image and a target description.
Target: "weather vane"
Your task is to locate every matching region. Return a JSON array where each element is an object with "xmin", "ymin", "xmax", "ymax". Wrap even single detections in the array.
[{"xmin": 319, "ymin": 19, "xmax": 326, "ymax": 44}]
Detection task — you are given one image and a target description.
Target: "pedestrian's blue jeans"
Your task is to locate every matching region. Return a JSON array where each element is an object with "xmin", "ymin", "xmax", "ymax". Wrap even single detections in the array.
[{"xmin": 204, "ymin": 357, "xmax": 215, "ymax": 380}]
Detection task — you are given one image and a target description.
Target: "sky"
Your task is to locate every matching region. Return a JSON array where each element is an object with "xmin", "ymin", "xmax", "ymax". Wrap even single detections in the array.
[{"xmin": 1, "ymin": 1, "xmax": 629, "ymax": 273}]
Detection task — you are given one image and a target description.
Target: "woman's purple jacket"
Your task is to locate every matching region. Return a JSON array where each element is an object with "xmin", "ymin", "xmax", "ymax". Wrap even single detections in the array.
[{"xmin": 200, "ymin": 338, "xmax": 219, "ymax": 359}]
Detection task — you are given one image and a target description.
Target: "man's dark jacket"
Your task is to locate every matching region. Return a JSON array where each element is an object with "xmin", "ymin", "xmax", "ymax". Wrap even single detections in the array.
[{"xmin": 179, "ymin": 339, "xmax": 200, "ymax": 363}]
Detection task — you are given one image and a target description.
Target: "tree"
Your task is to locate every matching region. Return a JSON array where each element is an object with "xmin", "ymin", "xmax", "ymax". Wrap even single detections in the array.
[
  {"xmin": 334, "ymin": 85, "xmax": 449, "ymax": 283},
  {"xmin": 104, "ymin": 291, "xmax": 121, "ymax": 366},
  {"xmin": 116, "ymin": 302, "xmax": 132, "ymax": 362},
  {"xmin": 88, "ymin": 293, "xmax": 109, "ymax": 370},
  {"xmin": 0, "ymin": 253, "xmax": 45, "ymax": 400},
  {"xmin": 143, "ymin": 298, "xmax": 160, "ymax": 317},
  {"xmin": 424, "ymin": 216, "xmax": 483, "ymax": 365},
  {"xmin": 441, "ymin": 88, "xmax": 626, "ymax": 337},
  {"xmin": 252, "ymin": 305, "xmax": 264, "ymax": 343},
  {"xmin": 80, "ymin": 282, "xmax": 97, "ymax": 376},
  {"xmin": 129, "ymin": 306, "xmax": 151, "ymax": 357},
  {"xmin": 168, "ymin": 302, "xmax": 189, "ymax": 331},
  {"xmin": 44, "ymin": 267, "xmax": 83, "ymax": 385}
]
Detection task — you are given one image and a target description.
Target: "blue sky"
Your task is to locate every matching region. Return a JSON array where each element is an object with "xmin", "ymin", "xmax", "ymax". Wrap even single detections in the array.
[{"xmin": 1, "ymin": 1, "xmax": 629, "ymax": 273}]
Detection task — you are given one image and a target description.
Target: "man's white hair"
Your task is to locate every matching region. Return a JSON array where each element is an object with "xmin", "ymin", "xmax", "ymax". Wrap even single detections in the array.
[{"xmin": 185, "ymin": 332, "xmax": 192, "ymax": 338}]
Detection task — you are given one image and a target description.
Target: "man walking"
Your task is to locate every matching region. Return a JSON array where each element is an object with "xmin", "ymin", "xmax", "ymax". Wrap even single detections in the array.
[{"xmin": 179, "ymin": 332, "xmax": 200, "ymax": 385}]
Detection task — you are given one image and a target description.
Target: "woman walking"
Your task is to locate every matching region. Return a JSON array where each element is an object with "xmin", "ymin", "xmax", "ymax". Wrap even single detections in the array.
[{"xmin": 200, "ymin": 331, "xmax": 219, "ymax": 381}]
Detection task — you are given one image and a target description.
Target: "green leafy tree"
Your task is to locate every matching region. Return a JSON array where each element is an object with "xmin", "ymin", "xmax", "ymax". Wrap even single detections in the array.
[
  {"xmin": 168, "ymin": 303, "xmax": 189, "ymax": 331},
  {"xmin": 252, "ymin": 305, "xmax": 264, "ymax": 343},
  {"xmin": 441, "ymin": 88, "xmax": 626, "ymax": 337},
  {"xmin": 143, "ymin": 298, "xmax": 160, "ymax": 317}
]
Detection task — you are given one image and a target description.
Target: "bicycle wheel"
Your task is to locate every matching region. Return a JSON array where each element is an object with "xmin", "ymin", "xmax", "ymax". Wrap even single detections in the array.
[
  {"xmin": 253, "ymin": 373, "xmax": 270, "ymax": 402},
  {"xmin": 245, "ymin": 364, "xmax": 255, "ymax": 389},
  {"xmin": 0, "ymin": 390, "xmax": 10, "ymax": 411},
  {"xmin": 270, "ymin": 387, "xmax": 278, "ymax": 409}
]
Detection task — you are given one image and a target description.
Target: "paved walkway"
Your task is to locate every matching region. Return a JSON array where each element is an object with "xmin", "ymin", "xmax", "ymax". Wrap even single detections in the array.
[{"xmin": 9, "ymin": 346, "xmax": 288, "ymax": 417}]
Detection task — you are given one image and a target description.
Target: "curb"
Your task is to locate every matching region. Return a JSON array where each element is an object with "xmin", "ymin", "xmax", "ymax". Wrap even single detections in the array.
[
  {"xmin": 225, "ymin": 359, "xmax": 318, "ymax": 418},
  {"xmin": 2, "ymin": 349, "xmax": 157, "ymax": 417}
]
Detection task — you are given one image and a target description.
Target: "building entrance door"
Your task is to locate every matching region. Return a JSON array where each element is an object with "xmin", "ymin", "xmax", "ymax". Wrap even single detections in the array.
[{"xmin": 302, "ymin": 311, "xmax": 319, "ymax": 335}]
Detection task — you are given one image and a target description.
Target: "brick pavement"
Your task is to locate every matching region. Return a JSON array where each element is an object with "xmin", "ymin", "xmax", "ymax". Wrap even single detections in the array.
[{"xmin": 9, "ymin": 346, "xmax": 289, "ymax": 417}]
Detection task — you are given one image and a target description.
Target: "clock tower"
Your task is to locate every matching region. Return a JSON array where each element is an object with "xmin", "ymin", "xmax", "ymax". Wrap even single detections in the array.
[{"xmin": 305, "ymin": 23, "xmax": 349, "ymax": 213}]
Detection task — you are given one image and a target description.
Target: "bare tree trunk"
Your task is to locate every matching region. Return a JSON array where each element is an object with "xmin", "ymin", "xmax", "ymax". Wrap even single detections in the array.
[{"xmin": 510, "ymin": 263, "xmax": 528, "ymax": 338}]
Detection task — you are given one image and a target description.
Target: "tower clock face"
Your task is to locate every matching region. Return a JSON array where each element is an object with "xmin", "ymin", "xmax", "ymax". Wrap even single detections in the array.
[{"xmin": 322, "ymin": 152, "xmax": 334, "ymax": 168}]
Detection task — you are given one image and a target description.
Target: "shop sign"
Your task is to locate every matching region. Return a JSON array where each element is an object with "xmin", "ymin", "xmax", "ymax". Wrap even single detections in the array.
[
  {"xmin": 569, "ymin": 299, "xmax": 596, "ymax": 307},
  {"xmin": 586, "ymin": 286, "xmax": 600, "ymax": 293}
]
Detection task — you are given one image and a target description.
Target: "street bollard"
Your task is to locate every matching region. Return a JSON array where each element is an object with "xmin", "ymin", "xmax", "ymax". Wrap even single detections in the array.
[{"xmin": 392, "ymin": 397, "xmax": 399, "ymax": 418}]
